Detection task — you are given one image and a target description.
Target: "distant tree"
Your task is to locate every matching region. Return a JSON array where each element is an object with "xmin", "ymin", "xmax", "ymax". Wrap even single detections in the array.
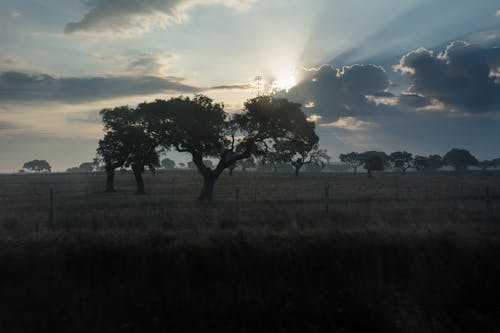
[
  {"xmin": 277, "ymin": 140, "xmax": 328, "ymax": 176},
  {"xmin": 23, "ymin": 160, "xmax": 51, "ymax": 173},
  {"xmin": 477, "ymin": 160, "xmax": 497, "ymax": 171},
  {"xmin": 187, "ymin": 161, "xmax": 197, "ymax": 170},
  {"xmin": 363, "ymin": 155, "xmax": 385, "ymax": 178},
  {"xmin": 358, "ymin": 151, "xmax": 388, "ymax": 178},
  {"xmin": 203, "ymin": 160, "xmax": 214, "ymax": 169},
  {"xmin": 339, "ymin": 152, "xmax": 364, "ymax": 174},
  {"xmin": 240, "ymin": 158, "xmax": 256, "ymax": 172},
  {"xmin": 179, "ymin": 163, "xmax": 186, "ymax": 169},
  {"xmin": 66, "ymin": 162, "xmax": 94, "ymax": 173},
  {"xmin": 161, "ymin": 158, "xmax": 176, "ymax": 169},
  {"xmin": 415, "ymin": 154, "xmax": 444, "ymax": 171},
  {"xmin": 389, "ymin": 151, "xmax": 413, "ymax": 175},
  {"xmin": 443, "ymin": 148, "xmax": 478, "ymax": 171},
  {"xmin": 146, "ymin": 95, "xmax": 317, "ymax": 201}
]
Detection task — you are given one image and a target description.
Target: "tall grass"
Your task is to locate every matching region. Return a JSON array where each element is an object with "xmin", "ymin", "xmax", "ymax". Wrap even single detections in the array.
[
  {"xmin": 0, "ymin": 171, "xmax": 499, "ymax": 331},
  {"xmin": 1, "ymin": 226, "xmax": 500, "ymax": 332}
]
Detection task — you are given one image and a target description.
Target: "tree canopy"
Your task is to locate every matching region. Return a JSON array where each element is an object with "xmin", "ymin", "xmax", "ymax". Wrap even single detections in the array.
[
  {"xmin": 443, "ymin": 148, "xmax": 478, "ymax": 171},
  {"xmin": 23, "ymin": 160, "xmax": 51, "ymax": 173},
  {"xmin": 140, "ymin": 95, "xmax": 318, "ymax": 200}
]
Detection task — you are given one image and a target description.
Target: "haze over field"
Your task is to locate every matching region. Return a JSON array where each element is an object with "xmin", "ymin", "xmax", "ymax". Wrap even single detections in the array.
[{"xmin": 0, "ymin": 0, "xmax": 499, "ymax": 172}]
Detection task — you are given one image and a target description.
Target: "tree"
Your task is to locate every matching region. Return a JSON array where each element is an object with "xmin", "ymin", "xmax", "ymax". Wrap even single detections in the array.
[
  {"xmin": 148, "ymin": 95, "xmax": 317, "ymax": 201},
  {"xmin": 23, "ymin": 160, "xmax": 51, "ymax": 173},
  {"xmin": 389, "ymin": 151, "xmax": 413, "ymax": 175},
  {"xmin": 67, "ymin": 162, "xmax": 94, "ymax": 173},
  {"xmin": 271, "ymin": 131, "xmax": 328, "ymax": 176},
  {"xmin": 97, "ymin": 106, "xmax": 161, "ymax": 194},
  {"xmin": 339, "ymin": 152, "xmax": 364, "ymax": 174},
  {"xmin": 161, "ymin": 158, "xmax": 176, "ymax": 169},
  {"xmin": 477, "ymin": 160, "xmax": 497, "ymax": 171},
  {"xmin": 240, "ymin": 158, "xmax": 256, "ymax": 172},
  {"xmin": 358, "ymin": 151, "xmax": 388, "ymax": 178},
  {"xmin": 443, "ymin": 148, "xmax": 478, "ymax": 171},
  {"xmin": 414, "ymin": 154, "xmax": 444, "ymax": 171}
]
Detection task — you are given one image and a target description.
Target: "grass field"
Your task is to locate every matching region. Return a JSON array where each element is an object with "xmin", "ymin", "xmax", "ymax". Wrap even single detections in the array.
[{"xmin": 1, "ymin": 170, "xmax": 500, "ymax": 332}]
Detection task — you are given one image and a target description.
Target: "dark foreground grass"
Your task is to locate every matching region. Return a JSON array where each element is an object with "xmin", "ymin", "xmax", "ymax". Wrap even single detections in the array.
[{"xmin": 1, "ymin": 226, "xmax": 500, "ymax": 332}]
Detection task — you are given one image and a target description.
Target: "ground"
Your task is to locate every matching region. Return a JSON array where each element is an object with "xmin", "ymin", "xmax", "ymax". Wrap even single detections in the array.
[{"xmin": 0, "ymin": 170, "xmax": 499, "ymax": 332}]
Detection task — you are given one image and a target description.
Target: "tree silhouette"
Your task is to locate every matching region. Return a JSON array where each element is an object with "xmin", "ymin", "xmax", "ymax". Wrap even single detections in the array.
[
  {"xmin": 97, "ymin": 106, "xmax": 161, "ymax": 194},
  {"xmin": 146, "ymin": 95, "xmax": 317, "ymax": 201},
  {"xmin": 339, "ymin": 152, "xmax": 364, "ymax": 174},
  {"xmin": 161, "ymin": 158, "xmax": 176, "ymax": 169},
  {"xmin": 23, "ymin": 160, "xmax": 51, "ymax": 173},
  {"xmin": 66, "ymin": 162, "xmax": 94, "ymax": 173},
  {"xmin": 414, "ymin": 154, "xmax": 444, "ymax": 171},
  {"xmin": 270, "ymin": 128, "xmax": 327, "ymax": 176},
  {"xmin": 389, "ymin": 151, "xmax": 413, "ymax": 175},
  {"xmin": 359, "ymin": 151, "xmax": 388, "ymax": 178},
  {"xmin": 443, "ymin": 148, "xmax": 478, "ymax": 171}
]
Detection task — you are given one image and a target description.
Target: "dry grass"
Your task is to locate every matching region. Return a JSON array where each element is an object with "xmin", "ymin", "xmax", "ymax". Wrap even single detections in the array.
[{"xmin": 0, "ymin": 170, "xmax": 500, "ymax": 332}]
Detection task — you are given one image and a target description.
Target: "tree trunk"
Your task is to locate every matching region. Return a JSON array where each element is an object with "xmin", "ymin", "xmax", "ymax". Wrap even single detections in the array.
[
  {"xmin": 133, "ymin": 168, "xmax": 145, "ymax": 195},
  {"xmin": 353, "ymin": 166, "xmax": 358, "ymax": 174},
  {"xmin": 198, "ymin": 174, "xmax": 216, "ymax": 201},
  {"xmin": 105, "ymin": 166, "xmax": 115, "ymax": 192},
  {"xmin": 367, "ymin": 169, "xmax": 373, "ymax": 178},
  {"xmin": 294, "ymin": 165, "xmax": 302, "ymax": 176}
]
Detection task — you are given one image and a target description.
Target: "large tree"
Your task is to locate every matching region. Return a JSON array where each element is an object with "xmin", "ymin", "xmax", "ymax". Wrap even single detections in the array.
[
  {"xmin": 359, "ymin": 151, "xmax": 388, "ymax": 178},
  {"xmin": 339, "ymin": 152, "xmax": 364, "ymax": 174},
  {"xmin": 443, "ymin": 148, "xmax": 478, "ymax": 171},
  {"xmin": 23, "ymin": 160, "xmax": 51, "ymax": 173},
  {"xmin": 147, "ymin": 95, "xmax": 317, "ymax": 201},
  {"xmin": 389, "ymin": 151, "xmax": 413, "ymax": 175},
  {"xmin": 414, "ymin": 154, "xmax": 444, "ymax": 171},
  {"xmin": 97, "ymin": 106, "xmax": 161, "ymax": 194}
]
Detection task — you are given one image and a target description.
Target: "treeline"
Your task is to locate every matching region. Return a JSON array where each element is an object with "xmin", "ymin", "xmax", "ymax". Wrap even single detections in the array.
[
  {"xmin": 340, "ymin": 149, "xmax": 500, "ymax": 177},
  {"xmin": 95, "ymin": 95, "xmax": 326, "ymax": 200}
]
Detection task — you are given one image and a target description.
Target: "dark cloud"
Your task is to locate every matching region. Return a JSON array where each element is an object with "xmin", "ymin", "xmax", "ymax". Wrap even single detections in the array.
[
  {"xmin": 0, "ymin": 120, "xmax": 18, "ymax": 130},
  {"xmin": 282, "ymin": 64, "xmax": 390, "ymax": 121},
  {"xmin": 207, "ymin": 83, "xmax": 252, "ymax": 90},
  {"xmin": 64, "ymin": 0, "xmax": 254, "ymax": 35},
  {"xmin": 395, "ymin": 42, "xmax": 500, "ymax": 112},
  {"xmin": 0, "ymin": 71, "xmax": 199, "ymax": 103}
]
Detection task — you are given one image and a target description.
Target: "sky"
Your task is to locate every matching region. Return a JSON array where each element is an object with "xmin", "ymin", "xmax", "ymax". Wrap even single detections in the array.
[{"xmin": 0, "ymin": 0, "xmax": 499, "ymax": 172}]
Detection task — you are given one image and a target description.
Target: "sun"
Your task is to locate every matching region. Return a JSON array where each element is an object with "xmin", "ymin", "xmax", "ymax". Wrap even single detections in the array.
[{"xmin": 270, "ymin": 71, "xmax": 297, "ymax": 94}]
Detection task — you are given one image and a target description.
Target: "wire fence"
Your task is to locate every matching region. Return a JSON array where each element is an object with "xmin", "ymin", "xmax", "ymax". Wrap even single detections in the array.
[{"xmin": 1, "ymin": 172, "xmax": 498, "ymax": 234}]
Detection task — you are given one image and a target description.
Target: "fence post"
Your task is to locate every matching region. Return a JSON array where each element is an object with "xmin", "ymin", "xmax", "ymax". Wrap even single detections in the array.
[
  {"xmin": 234, "ymin": 187, "xmax": 240, "ymax": 226},
  {"xmin": 406, "ymin": 186, "xmax": 412, "ymax": 223},
  {"xmin": 49, "ymin": 188, "xmax": 54, "ymax": 230},
  {"xmin": 483, "ymin": 185, "xmax": 493, "ymax": 224},
  {"xmin": 325, "ymin": 183, "xmax": 330, "ymax": 216},
  {"xmin": 146, "ymin": 193, "xmax": 152, "ymax": 218}
]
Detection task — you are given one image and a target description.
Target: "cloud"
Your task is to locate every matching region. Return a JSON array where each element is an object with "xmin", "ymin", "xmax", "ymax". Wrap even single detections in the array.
[
  {"xmin": 496, "ymin": 10, "xmax": 500, "ymax": 16},
  {"xmin": 64, "ymin": 0, "xmax": 255, "ymax": 36},
  {"xmin": 0, "ymin": 120, "xmax": 18, "ymax": 130},
  {"xmin": 394, "ymin": 41, "xmax": 500, "ymax": 113},
  {"xmin": 0, "ymin": 71, "xmax": 199, "ymax": 103},
  {"xmin": 67, "ymin": 110, "xmax": 102, "ymax": 124},
  {"xmin": 321, "ymin": 117, "xmax": 373, "ymax": 130},
  {"xmin": 282, "ymin": 64, "xmax": 390, "ymax": 121},
  {"xmin": 127, "ymin": 52, "xmax": 173, "ymax": 75},
  {"xmin": 207, "ymin": 83, "xmax": 252, "ymax": 90},
  {"xmin": 10, "ymin": 9, "xmax": 21, "ymax": 18}
]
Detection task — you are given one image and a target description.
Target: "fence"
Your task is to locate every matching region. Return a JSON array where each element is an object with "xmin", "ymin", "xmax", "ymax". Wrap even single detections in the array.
[{"xmin": 1, "ymin": 177, "xmax": 498, "ymax": 233}]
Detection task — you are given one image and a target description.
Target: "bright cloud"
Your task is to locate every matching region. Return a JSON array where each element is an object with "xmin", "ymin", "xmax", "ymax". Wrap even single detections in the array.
[{"xmin": 321, "ymin": 117, "xmax": 373, "ymax": 130}]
